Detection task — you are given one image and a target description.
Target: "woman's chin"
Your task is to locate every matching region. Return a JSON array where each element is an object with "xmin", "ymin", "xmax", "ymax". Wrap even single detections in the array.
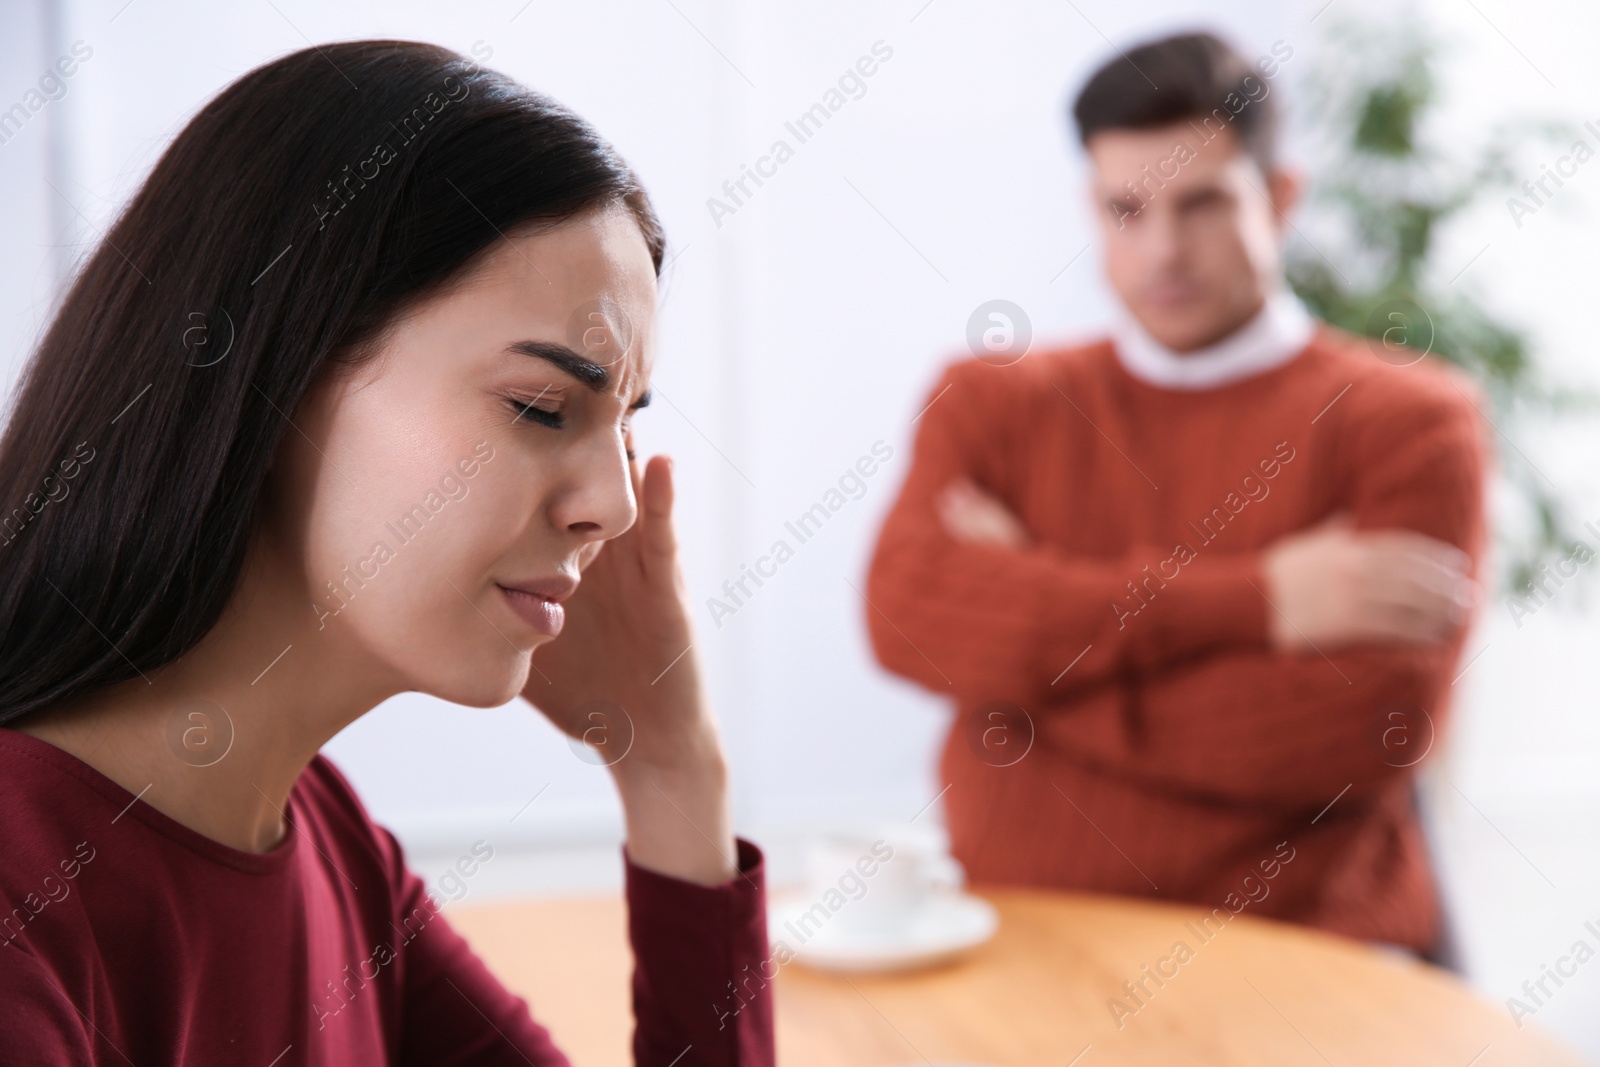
[{"xmin": 401, "ymin": 658, "xmax": 535, "ymax": 710}]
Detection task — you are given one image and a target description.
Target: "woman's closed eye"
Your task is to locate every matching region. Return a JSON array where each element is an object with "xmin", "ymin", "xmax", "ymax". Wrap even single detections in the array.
[
  {"xmin": 506, "ymin": 387, "xmax": 563, "ymax": 428},
  {"xmin": 506, "ymin": 391, "xmax": 638, "ymax": 461}
]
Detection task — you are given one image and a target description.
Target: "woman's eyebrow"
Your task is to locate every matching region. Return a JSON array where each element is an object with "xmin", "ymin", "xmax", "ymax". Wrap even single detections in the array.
[{"xmin": 506, "ymin": 340, "xmax": 609, "ymax": 391}]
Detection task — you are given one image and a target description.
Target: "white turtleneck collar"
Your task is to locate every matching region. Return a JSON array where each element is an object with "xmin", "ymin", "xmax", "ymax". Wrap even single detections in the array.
[{"xmin": 1110, "ymin": 289, "xmax": 1316, "ymax": 390}]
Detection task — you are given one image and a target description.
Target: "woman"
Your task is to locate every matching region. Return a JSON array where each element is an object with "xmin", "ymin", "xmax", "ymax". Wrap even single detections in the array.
[{"xmin": 0, "ymin": 40, "xmax": 773, "ymax": 1065}]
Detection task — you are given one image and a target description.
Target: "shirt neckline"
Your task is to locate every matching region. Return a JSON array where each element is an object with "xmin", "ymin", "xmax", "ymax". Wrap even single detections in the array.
[
  {"xmin": 1110, "ymin": 289, "xmax": 1316, "ymax": 391},
  {"xmin": 0, "ymin": 726, "xmax": 302, "ymax": 876}
]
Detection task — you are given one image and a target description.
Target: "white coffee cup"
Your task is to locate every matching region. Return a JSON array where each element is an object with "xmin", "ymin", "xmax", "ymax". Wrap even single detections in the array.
[{"xmin": 794, "ymin": 829, "xmax": 965, "ymax": 944}]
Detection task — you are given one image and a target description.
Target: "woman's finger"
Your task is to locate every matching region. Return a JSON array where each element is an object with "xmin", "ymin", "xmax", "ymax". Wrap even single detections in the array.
[{"xmin": 640, "ymin": 453, "xmax": 678, "ymax": 565}]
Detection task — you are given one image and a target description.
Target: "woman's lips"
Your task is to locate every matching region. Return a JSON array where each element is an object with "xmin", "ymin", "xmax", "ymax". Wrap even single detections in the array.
[{"xmin": 498, "ymin": 584, "xmax": 565, "ymax": 638}]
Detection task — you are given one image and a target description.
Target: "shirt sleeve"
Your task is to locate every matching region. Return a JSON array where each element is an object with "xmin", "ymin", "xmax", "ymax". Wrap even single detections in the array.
[
  {"xmin": 386, "ymin": 827, "xmax": 774, "ymax": 1067},
  {"xmin": 864, "ymin": 358, "xmax": 1271, "ymax": 707},
  {"xmin": 623, "ymin": 838, "xmax": 774, "ymax": 1067},
  {"xmin": 1035, "ymin": 371, "xmax": 1490, "ymax": 809}
]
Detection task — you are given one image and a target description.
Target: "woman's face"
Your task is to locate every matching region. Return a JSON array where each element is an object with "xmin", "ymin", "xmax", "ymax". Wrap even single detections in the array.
[{"xmin": 264, "ymin": 204, "xmax": 657, "ymax": 709}]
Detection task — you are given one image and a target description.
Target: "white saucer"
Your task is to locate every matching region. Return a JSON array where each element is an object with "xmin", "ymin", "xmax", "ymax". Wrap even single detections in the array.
[{"xmin": 767, "ymin": 889, "xmax": 999, "ymax": 973}]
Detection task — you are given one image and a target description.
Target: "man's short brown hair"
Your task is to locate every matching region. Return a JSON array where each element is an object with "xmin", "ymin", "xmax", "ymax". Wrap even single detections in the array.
[{"xmin": 1070, "ymin": 31, "xmax": 1281, "ymax": 173}]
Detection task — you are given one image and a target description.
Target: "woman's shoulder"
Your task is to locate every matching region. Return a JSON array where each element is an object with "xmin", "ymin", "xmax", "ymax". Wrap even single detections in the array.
[
  {"xmin": 0, "ymin": 728, "xmax": 123, "ymax": 963},
  {"xmin": 295, "ymin": 752, "xmax": 412, "ymax": 882},
  {"xmin": 297, "ymin": 750, "xmax": 379, "ymax": 832},
  {"xmin": 0, "ymin": 726, "xmax": 118, "ymax": 849}
]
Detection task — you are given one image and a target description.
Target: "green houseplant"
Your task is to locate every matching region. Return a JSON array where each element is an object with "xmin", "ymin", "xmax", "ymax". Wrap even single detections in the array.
[{"xmin": 1286, "ymin": 16, "xmax": 1593, "ymax": 596}]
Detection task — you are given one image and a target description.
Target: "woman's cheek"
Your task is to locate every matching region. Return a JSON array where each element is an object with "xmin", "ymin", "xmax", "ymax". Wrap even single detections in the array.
[{"xmin": 471, "ymin": 442, "xmax": 556, "ymax": 547}]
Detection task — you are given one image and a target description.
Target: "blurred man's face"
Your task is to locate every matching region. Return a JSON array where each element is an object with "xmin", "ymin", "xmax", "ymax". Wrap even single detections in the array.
[{"xmin": 1087, "ymin": 121, "xmax": 1299, "ymax": 352}]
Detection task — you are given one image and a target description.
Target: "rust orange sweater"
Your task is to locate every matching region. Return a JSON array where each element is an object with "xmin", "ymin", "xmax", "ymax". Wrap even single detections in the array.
[{"xmin": 864, "ymin": 323, "xmax": 1489, "ymax": 954}]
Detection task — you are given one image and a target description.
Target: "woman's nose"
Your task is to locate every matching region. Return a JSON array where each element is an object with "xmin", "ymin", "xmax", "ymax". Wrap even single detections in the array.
[{"xmin": 551, "ymin": 442, "xmax": 637, "ymax": 544}]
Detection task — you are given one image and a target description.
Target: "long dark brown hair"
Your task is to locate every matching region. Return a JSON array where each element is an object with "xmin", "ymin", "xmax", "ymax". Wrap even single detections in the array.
[{"xmin": 0, "ymin": 40, "xmax": 664, "ymax": 724}]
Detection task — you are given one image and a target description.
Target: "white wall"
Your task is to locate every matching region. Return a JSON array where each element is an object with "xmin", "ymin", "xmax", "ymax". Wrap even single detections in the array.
[
  {"xmin": 3, "ymin": 0, "xmax": 1596, "ymax": 1058},
  {"xmin": 0, "ymin": 0, "xmax": 62, "ymax": 409}
]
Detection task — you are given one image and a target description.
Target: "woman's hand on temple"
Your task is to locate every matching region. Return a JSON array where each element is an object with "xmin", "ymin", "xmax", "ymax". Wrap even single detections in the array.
[{"xmin": 521, "ymin": 454, "xmax": 737, "ymax": 885}]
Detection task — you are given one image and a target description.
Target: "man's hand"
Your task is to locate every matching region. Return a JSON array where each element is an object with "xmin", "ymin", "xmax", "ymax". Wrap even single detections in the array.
[
  {"xmin": 936, "ymin": 476, "xmax": 1031, "ymax": 548},
  {"xmin": 1261, "ymin": 513, "xmax": 1477, "ymax": 652},
  {"xmin": 521, "ymin": 453, "xmax": 735, "ymax": 885}
]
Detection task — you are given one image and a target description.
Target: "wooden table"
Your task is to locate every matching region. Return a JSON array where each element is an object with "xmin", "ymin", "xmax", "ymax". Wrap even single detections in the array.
[{"xmin": 447, "ymin": 887, "xmax": 1585, "ymax": 1066}]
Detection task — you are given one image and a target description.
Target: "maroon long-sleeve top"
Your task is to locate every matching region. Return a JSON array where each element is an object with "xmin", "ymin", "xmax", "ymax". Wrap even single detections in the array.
[{"xmin": 0, "ymin": 727, "xmax": 774, "ymax": 1065}]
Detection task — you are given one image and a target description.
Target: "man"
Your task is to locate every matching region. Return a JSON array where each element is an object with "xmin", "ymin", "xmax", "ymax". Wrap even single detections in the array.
[{"xmin": 864, "ymin": 31, "xmax": 1487, "ymax": 961}]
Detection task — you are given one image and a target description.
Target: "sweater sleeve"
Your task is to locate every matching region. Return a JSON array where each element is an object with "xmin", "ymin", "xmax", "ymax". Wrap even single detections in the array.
[
  {"xmin": 864, "ymin": 359, "xmax": 1271, "ymax": 707},
  {"xmin": 1040, "ymin": 373, "xmax": 1490, "ymax": 808},
  {"xmin": 1053, "ymin": 640, "xmax": 1465, "ymax": 807},
  {"xmin": 390, "ymin": 830, "xmax": 774, "ymax": 1067}
]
